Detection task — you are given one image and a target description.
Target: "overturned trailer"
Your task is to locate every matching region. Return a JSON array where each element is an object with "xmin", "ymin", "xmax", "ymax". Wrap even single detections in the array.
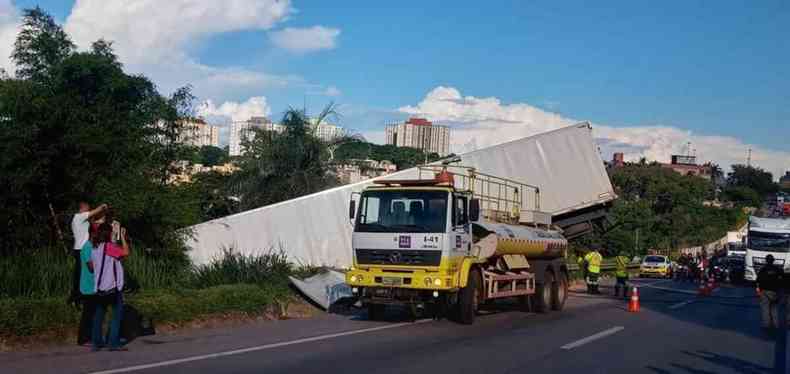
[{"xmin": 185, "ymin": 122, "xmax": 615, "ymax": 269}]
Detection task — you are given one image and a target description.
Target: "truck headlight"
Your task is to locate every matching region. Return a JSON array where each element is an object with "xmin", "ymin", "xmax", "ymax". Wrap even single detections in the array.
[
  {"xmin": 350, "ymin": 274, "xmax": 363, "ymax": 283},
  {"xmin": 424, "ymin": 277, "xmax": 432, "ymax": 286},
  {"xmin": 433, "ymin": 278, "xmax": 443, "ymax": 287}
]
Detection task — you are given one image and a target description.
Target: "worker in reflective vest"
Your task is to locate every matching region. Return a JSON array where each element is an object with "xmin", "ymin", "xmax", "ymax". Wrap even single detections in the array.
[
  {"xmin": 584, "ymin": 249, "xmax": 603, "ymax": 294},
  {"xmin": 614, "ymin": 252, "xmax": 630, "ymax": 299}
]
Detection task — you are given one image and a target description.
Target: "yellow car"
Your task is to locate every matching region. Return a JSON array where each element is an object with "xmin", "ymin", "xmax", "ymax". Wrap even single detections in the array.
[{"xmin": 639, "ymin": 255, "xmax": 671, "ymax": 278}]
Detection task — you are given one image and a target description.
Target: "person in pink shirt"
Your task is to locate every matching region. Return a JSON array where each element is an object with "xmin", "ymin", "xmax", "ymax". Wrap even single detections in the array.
[{"xmin": 90, "ymin": 222, "xmax": 130, "ymax": 351}]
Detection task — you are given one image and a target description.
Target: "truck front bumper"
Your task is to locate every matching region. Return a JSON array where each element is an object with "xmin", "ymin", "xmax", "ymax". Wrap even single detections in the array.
[{"xmin": 346, "ymin": 267, "xmax": 458, "ymax": 291}]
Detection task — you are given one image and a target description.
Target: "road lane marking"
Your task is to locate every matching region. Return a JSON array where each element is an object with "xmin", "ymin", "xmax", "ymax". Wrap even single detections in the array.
[
  {"xmin": 668, "ymin": 300, "xmax": 694, "ymax": 309},
  {"xmin": 560, "ymin": 326, "xmax": 625, "ymax": 350},
  {"xmin": 88, "ymin": 319, "xmax": 433, "ymax": 374}
]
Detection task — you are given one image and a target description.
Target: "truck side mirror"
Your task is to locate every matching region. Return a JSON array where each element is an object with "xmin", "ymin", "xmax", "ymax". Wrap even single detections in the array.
[
  {"xmin": 349, "ymin": 200, "xmax": 356, "ymax": 220},
  {"xmin": 470, "ymin": 198, "xmax": 480, "ymax": 222}
]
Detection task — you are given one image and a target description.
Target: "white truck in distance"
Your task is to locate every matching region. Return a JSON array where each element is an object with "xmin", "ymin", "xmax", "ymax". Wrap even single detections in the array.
[{"xmin": 744, "ymin": 216, "xmax": 790, "ymax": 281}]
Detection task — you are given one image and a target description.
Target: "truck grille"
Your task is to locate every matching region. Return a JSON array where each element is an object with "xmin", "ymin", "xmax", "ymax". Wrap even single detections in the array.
[{"xmin": 355, "ymin": 249, "xmax": 441, "ymax": 266}]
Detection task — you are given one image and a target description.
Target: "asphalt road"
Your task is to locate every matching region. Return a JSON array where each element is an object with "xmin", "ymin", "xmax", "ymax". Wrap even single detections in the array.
[{"xmin": 2, "ymin": 278, "xmax": 780, "ymax": 374}]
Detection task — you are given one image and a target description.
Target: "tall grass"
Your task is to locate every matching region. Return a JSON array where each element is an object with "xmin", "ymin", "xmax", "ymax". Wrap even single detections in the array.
[
  {"xmin": 1, "ymin": 247, "xmax": 307, "ymax": 299},
  {"xmin": 189, "ymin": 249, "xmax": 292, "ymax": 289}
]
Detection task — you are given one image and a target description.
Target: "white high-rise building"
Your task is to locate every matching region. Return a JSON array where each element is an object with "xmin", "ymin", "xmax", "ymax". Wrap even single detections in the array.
[
  {"xmin": 308, "ymin": 118, "xmax": 345, "ymax": 141},
  {"xmin": 385, "ymin": 117, "xmax": 450, "ymax": 156},
  {"xmin": 179, "ymin": 119, "xmax": 219, "ymax": 148},
  {"xmin": 229, "ymin": 117, "xmax": 283, "ymax": 156}
]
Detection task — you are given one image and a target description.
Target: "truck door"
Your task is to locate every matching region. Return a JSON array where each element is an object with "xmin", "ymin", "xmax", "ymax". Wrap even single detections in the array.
[{"xmin": 452, "ymin": 194, "xmax": 472, "ymax": 256}]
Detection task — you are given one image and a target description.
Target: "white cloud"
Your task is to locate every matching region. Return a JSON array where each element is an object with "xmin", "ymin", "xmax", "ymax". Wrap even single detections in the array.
[
  {"xmin": 402, "ymin": 86, "xmax": 790, "ymax": 179},
  {"xmin": 197, "ymin": 96, "xmax": 272, "ymax": 146},
  {"xmin": 324, "ymin": 85, "xmax": 342, "ymax": 97},
  {"xmin": 269, "ymin": 26, "xmax": 340, "ymax": 53},
  {"xmin": 198, "ymin": 96, "xmax": 271, "ymax": 123},
  {"xmin": 0, "ymin": 0, "xmax": 19, "ymax": 73},
  {"xmin": 59, "ymin": 0, "xmax": 299, "ymax": 101},
  {"xmin": 64, "ymin": 0, "xmax": 292, "ymax": 65}
]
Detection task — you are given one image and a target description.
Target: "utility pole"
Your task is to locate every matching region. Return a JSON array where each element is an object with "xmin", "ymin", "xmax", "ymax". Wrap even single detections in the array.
[
  {"xmin": 634, "ymin": 228, "xmax": 640, "ymax": 259},
  {"xmin": 747, "ymin": 148, "xmax": 752, "ymax": 167}
]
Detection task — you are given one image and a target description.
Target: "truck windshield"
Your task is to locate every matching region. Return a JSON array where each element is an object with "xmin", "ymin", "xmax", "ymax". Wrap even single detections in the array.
[
  {"xmin": 748, "ymin": 230, "xmax": 790, "ymax": 253},
  {"xmin": 355, "ymin": 190, "xmax": 447, "ymax": 233}
]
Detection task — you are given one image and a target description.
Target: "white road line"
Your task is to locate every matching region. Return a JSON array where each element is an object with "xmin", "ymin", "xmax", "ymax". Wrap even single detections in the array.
[
  {"xmin": 560, "ymin": 326, "xmax": 625, "ymax": 350},
  {"xmin": 89, "ymin": 319, "xmax": 433, "ymax": 374},
  {"xmin": 668, "ymin": 300, "xmax": 694, "ymax": 310}
]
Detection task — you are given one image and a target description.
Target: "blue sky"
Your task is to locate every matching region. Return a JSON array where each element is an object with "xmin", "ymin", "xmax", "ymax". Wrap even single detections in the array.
[{"xmin": 3, "ymin": 0, "xmax": 789, "ymax": 175}]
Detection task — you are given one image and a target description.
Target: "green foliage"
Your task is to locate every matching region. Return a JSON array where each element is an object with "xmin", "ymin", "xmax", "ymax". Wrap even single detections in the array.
[
  {"xmin": 727, "ymin": 164, "xmax": 779, "ymax": 196},
  {"xmin": 12, "ymin": 7, "xmax": 74, "ymax": 82},
  {"xmin": 581, "ymin": 163, "xmax": 744, "ymax": 256},
  {"xmin": 0, "ymin": 248, "xmax": 302, "ymax": 337},
  {"xmin": 334, "ymin": 140, "xmax": 444, "ymax": 170},
  {"xmin": 722, "ymin": 186, "xmax": 762, "ymax": 207},
  {"xmin": 231, "ymin": 108, "xmax": 339, "ymax": 211},
  {"xmin": 189, "ymin": 171, "xmax": 238, "ymax": 221},
  {"xmin": 194, "ymin": 145, "xmax": 228, "ymax": 167},
  {"xmin": 0, "ymin": 8, "xmax": 198, "ymax": 253},
  {"xmin": 190, "ymin": 249, "xmax": 292, "ymax": 289}
]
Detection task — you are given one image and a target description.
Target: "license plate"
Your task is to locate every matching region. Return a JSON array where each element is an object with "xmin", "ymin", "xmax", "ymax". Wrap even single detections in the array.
[{"xmin": 381, "ymin": 276, "xmax": 402, "ymax": 286}]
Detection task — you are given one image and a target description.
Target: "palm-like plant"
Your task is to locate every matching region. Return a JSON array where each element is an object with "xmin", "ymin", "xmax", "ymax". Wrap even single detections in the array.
[{"xmin": 229, "ymin": 103, "xmax": 352, "ymax": 212}]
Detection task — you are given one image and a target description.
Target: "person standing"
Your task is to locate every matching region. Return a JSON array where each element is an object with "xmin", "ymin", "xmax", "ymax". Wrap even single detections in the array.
[
  {"xmin": 91, "ymin": 222, "xmax": 130, "ymax": 351},
  {"xmin": 78, "ymin": 229, "xmax": 98, "ymax": 347},
  {"xmin": 71, "ymin": 199, "xmax": 107, "ymax": 345},
  {"xmin": 584, "ymin": 248, "xmax": 603, "ymax": 294},
  {"xmin": 757, "ymin": 254, "xmax": 783, "ymax": 329},
  {"xmin": 614, "ymin": 252, "xmax": 630, "ymax": 299}
]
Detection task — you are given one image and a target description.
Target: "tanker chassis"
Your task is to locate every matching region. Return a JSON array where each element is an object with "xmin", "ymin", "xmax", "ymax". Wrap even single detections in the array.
[{"xmin": 346, "ymin": 164, "xmax": 570, "ymax": 324}]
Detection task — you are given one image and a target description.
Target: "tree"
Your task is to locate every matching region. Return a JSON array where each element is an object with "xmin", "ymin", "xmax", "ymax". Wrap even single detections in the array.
[
  {"xmin": 727, "ymin": 164, "xmax": 778, "ymax": 196},
  {"xmin": 585, "ymin": 163, "xmax": 743, "ymax": 256},
  {"xmin": 0, "ymin": 8, "xmax": 199, "ymax": 253},
  {"xmin": 12, "ymin": 6, "xmax": 75, "ymax": 82},
  {"xmin": 230, "ymin": 107, "xmax": 339, "ymax": 211},
  {"xmin": 197, "ymin": 145, "xmax": 228, "ymax": 167}
]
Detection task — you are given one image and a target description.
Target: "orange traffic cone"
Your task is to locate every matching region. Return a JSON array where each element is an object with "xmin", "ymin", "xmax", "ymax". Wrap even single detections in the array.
[{"xmin": 628, "ymin": 286, "xmax": 640, "ymax": 312}]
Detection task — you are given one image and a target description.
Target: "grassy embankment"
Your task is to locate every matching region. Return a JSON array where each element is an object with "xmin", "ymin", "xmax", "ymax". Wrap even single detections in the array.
[{"xmin": 1, "ymin": 248, "xmax": 317, "ymax": 340}]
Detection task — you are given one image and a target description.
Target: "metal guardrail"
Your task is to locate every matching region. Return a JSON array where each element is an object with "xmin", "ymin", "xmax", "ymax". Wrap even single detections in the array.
[{"xmin": 567, "ymin": 259, "xmax": 641, "ymax": 272}]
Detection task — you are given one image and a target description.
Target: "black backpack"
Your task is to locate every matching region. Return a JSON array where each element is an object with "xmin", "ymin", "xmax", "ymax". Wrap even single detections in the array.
[{"xmin": 121, "ymin": 305, "xmax": 156, "ymax": 342}]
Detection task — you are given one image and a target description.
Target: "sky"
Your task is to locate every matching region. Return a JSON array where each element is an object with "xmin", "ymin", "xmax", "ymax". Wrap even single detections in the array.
[{"xmin": 1, "ymin": 0, "xmax": 788, "ymax": 178}]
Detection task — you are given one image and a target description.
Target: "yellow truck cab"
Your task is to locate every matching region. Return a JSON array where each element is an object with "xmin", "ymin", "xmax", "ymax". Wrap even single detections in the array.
[{"xmin": 346, "ymin": 164, "xmax": 570, "ymax": 324}]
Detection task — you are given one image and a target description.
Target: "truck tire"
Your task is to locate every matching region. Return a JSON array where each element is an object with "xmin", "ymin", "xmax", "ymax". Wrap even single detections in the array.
[
  {"xmin": 551, "ymin": 272, "xmax": 568, "ymax": 311},
  {"xmin": 457, "ymin": 269, "xmax": 481, "ymax": 324},
  {"xmin": 367, "ymin": 303, "xmax": 386, "ymax": 321},
  {"xmin": 534, "ymin": 272, "xmax": 554, "ymax": 314}
]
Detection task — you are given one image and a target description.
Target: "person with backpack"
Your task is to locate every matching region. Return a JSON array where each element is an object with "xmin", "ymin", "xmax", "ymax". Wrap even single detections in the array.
[{"xmin": 91, "ymin": 222, "xmax": 130, "ymax": 351}]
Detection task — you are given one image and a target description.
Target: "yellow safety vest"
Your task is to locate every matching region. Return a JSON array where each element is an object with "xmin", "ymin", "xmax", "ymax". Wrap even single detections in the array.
[
  {"xmin": 615, "ymin": 255, "xmax": 629, "ymax": 277},
  {"xmin": 584, "ymin": 251, "xmax": 602, "ymax": 274}
]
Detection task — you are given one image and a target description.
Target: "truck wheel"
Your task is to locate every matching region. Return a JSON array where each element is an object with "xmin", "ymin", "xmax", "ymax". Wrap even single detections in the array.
[
  {"xmin": 534, "ymin": 272, "xmax": 554, "ymax": 314},
  {"xmin": 367, "ymin": 303, "xmax": 386, "ymax": 321},
  {"xmin": 552, "ymin": 272, "xmax": 568, "ymax": 311},
  {"xmin": 457, "ymin": 269, "xmax": 481, "ymax": 324}
]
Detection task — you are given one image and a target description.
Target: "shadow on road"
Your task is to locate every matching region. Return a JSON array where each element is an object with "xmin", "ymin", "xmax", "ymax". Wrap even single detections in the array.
[
  {"xmin": 624, "ymin": 278, "xmax": 772, "ymax": 342},
  {"xmin": 646, "ymin": 349, "xmax": 772, "ymax": 374}
]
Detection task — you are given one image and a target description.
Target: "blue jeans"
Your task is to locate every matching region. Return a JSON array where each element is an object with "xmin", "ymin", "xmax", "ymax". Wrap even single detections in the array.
[{"xmin": 92, "ymin": 292, "xmax": 123, "ymax": 349}]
